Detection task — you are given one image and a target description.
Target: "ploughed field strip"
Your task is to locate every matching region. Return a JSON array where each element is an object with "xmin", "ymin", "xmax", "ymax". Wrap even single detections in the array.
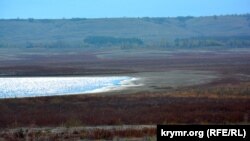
[{"xmin": 1, "ymin": 50, "xmax": 250, "ymax": 76}]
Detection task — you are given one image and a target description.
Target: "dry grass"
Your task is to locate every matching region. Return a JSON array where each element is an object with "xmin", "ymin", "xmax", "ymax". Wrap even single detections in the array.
[
  {"xmin": 0, "ymin": 127, "xmax": 156, "ymax": 141},
  {"xmin": 0, "ymin": 84, "xmax": 249, "ymax": 129}
]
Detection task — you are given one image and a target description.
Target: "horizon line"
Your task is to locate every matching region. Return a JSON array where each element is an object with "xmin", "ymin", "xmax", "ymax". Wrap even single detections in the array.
[{"xmin": 1, "ymin": 13, "xmax": 249, "ymax": 20}]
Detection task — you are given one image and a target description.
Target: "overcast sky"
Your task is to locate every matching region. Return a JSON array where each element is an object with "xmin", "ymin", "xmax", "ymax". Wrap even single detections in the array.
[{"xmin": 1, "ymin": 0, "xmax": 250, "ymax": 19}]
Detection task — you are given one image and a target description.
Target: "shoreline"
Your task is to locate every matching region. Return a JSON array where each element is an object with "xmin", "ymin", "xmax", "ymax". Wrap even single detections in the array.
[{"xmin": 0, "ymin": 76, "xmax": 140, "ymax": 99}]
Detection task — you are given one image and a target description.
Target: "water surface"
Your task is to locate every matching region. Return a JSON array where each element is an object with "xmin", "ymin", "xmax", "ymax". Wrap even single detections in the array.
[{"xmin": 0, "ymin": 76, "xmax": 137, "ymax": 98}]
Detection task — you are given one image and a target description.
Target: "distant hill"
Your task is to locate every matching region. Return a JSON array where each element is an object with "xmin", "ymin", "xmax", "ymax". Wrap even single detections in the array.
[{"xmin": 1, "ymin": 14, "xmax": 250, "ymax": 48}]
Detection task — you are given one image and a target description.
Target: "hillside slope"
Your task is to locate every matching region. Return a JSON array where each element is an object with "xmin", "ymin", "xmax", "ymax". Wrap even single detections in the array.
[{"xmin": 0, "ymin": 15, "xmax": 250, "ymax": 48}]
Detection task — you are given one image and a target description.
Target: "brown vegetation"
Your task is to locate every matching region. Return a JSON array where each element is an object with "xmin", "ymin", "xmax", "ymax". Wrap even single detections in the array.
[
  {"xmin": 0, "ymin": 84, "xmax": 249, "ymax": 129},
  {"xmin": 0, "ymin": 127, "xmax": 156, "ymax": 141},
  {"xmin": 0, "ymin": 51, "xmax": 250, "ymax": 140},
  {"xmin": 1, "ymin": 50, "xmax": 250, "ymax": 76}
]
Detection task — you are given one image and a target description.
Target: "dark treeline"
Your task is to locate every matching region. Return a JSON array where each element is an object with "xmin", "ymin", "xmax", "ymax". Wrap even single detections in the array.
[
  {"xmin": 84, "ymin": 36, "xmax": 143, "ymax": 46},
  {"xmin": 1, "ymin": 36, "xmax": 250, "ymax": 49},
  {"xmin": 158, "ymin": 36, "xmax": 250, "ymax": 48},
  {"xmin": 0, "ymin": 36, "xmax": 144, "ymax": 49}
]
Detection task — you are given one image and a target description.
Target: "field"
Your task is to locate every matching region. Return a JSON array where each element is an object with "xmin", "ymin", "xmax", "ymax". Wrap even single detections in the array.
[
  {"xmin": 0, "ymin": 48, "xmax": 250, "ymax": 140},
  {"xmin": 0, "ymin": 15, "xmax": 250, "ymax": 140}
]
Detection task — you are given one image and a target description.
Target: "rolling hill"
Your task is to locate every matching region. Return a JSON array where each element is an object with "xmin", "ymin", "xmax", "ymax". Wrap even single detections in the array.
[{"xmin": 0, "ymin": 14, "xmax": 250, "ymax": 48}]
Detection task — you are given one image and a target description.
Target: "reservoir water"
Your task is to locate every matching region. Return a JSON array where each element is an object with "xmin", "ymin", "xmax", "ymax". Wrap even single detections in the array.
[{"xmin": 0, "ymin": 76, "xmax": 138, "ymax": 98}]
